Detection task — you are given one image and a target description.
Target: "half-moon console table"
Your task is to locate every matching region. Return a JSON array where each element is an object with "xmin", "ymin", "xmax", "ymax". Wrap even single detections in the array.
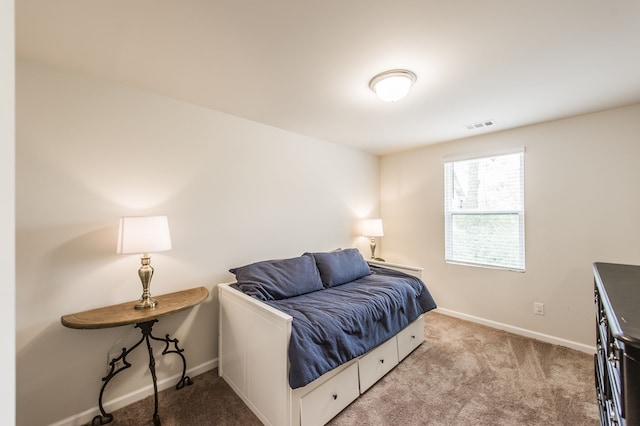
[{"xmin": 61, "ymin": 286, "xmax": 209, "ymax": 426}]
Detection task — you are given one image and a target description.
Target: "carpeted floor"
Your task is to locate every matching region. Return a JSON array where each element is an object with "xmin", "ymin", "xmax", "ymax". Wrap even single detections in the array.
[{"xmin": 96, "ymin": 312, "xmax": 600, "ymax": 426}]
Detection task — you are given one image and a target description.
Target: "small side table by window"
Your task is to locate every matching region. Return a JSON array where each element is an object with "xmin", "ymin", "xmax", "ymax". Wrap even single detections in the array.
[{"xmin": 61, "ymin": 286, "xmax": 209, "ymax": 426}]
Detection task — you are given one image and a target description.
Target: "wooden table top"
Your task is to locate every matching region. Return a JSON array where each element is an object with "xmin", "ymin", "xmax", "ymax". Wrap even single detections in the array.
[{"xmin": 61, "ymin": 286, "xmax": 209, "ymax": 329}]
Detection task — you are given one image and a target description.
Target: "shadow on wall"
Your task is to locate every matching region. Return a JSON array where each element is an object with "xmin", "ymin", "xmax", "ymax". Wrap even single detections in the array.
[
  {"xmin": 17, "ymin": 301, "xmax": 215, "ymax": 424},
  {"xmin": 16, "ymin": 223, "xmax": 217, "ymax": 425}
]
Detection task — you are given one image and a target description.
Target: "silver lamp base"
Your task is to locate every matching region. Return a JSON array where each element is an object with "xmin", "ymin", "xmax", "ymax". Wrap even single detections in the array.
[
  {"xmin": 135, "ymin": 297, "xmax": 158, "ymax": 309},
  {"xmin": 369, "ymin": 237, "xmax": 385, "ymax": 262},
  {"xmin": 135, "ymin": 255, "xmax": 158, "ymax": 309}
]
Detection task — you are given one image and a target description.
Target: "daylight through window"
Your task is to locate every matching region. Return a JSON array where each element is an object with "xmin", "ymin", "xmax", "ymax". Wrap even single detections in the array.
[{"xmin": 444, "ymin": 150, "xmax": 525, "ymax": 271}]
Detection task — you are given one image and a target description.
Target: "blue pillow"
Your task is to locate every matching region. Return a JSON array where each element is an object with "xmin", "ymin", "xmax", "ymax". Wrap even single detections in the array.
[
  {"xmin": 230, "ymin": 253, "xmax": 324, "ymax": 301},
  {"xmin": 311, "ymin": 248, "xmax": 371, "ymax": 288}
]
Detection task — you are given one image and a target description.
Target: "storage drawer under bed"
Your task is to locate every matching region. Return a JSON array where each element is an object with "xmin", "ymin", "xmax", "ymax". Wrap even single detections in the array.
[
  {"xmin": 358, "ymin": 336, "xmax": 399, "ymax": 393},
  {"xmin": 300, "ymin": 361, "xmax": 360, "ymax": 426},
  {"xmin": 397, "ymin": 314, "xmax": 425, "ymax": 361}
]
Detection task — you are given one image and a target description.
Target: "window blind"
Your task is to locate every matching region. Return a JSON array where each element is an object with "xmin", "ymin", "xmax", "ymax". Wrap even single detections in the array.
[{"xmin": 444, "ymin": 150, "xmax": 525, "ymax": 271}]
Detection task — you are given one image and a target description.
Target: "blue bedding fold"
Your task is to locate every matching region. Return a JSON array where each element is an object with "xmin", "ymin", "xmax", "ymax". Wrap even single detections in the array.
[{"xmin": 264, "ymin": 265, "xmax": 437, "ymax": 388}]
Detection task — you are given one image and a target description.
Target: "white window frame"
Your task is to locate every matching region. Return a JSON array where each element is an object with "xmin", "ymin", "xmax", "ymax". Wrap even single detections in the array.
[{"xmin": 443, "ymin": 148, "xmax": 525, "ymax": 272}]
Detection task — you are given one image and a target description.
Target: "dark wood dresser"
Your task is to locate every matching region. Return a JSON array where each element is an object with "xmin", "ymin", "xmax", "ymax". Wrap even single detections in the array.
[{"xmin": 593, "ymin": 262, "xmax": 640, "ymax": 426}]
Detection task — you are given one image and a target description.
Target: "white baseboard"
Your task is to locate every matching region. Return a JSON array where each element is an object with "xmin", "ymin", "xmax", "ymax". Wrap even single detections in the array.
[
  {"xmin": 434, "ymin": 308, "xmax": 595, "ymax": 354},
  {"xmin": 49, "ymin": 358, "xmax": 218, "ymax": 426}
]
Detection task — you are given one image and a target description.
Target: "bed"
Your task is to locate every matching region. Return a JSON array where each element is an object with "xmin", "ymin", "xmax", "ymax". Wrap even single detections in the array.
[{"xmin": 218, "ymin": 249, "xmax": 436, "ymax": 426}]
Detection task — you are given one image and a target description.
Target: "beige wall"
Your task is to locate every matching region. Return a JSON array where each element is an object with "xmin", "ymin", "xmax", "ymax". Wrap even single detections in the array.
[
  {"xmin": 1, "ymin": 0, "xmax": 16, "ymax": 423},
  {"xmin": 17, "ymin": 56, "xmax": 640, "ymax": 425},
  {"xmin": 380, "ymin": 103, "xmax": 640, "ymax": 348},
  {"xmin": 16, "ymin": 60, "xmax": 379, "ymax": 425}
]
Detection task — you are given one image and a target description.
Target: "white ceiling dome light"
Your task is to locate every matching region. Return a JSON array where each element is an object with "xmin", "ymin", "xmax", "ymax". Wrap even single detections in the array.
[{"xmin": 369, "ymin": 69, "xmax": 417, "ymax": 102}]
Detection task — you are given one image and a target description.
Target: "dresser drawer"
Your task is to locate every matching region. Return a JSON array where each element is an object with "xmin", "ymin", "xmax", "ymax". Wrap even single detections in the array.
[
  {"xmin": 358, "ymin": 336, "xmax": 399, "ymax": 393},
  {"xmin": 397, "ymin": 315, "xmax": 425, "ymax": 361},
  {"xmin": 606, "ymin": 398, "xmax": 622, "ymax": 426},
  {"xmin": 607, "ymin": 338, "xmax": 624, "ymax": 417},
  {"xmin": 623, "ymin": 345, "xmax": 640, "ymax": 425},
  {"xmin": 300, "ymin": 362, "xmax": 359, "ymax": 426}
]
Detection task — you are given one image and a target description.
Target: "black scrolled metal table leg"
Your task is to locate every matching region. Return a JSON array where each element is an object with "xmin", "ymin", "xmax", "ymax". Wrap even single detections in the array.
[
  {"xmin": 91, "ymin": 318, "xmax": 193, "ymax": 426},
  {"xmin": 125, "ymin": 320, "xmax": 162, "ymax": 426},
  {"xmin": 91, "ymin": 332, "xmax": 144, "ymax": 425},
  {"xmin": 138, "ymin": 321, "xmax": 162, "ymax": 426},
  {"xmin": 150, "ymin": 330, "xmax": 194, "ymax": 390}
]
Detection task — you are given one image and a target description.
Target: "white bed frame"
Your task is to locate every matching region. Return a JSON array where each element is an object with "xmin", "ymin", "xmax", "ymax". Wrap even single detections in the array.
[{"xmin": 218, "ymin": 260, "xmax": 427, "ymax": 426}]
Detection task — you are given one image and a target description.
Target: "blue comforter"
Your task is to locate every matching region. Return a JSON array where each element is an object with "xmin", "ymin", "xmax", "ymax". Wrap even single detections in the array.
[{"xmin": 265, "ymin": 265, "xmax": 437, "ymax": 388}]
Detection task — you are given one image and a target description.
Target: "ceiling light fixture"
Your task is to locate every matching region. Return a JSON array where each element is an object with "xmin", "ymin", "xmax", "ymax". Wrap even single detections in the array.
[{"xmin": 369, "ymin": 69, "xmax": 417, "ymax": 102}]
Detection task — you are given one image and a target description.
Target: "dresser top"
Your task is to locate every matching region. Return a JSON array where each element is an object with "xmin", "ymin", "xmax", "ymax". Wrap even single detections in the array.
[{"xmin": 593, "ymin": 262, "xmax": 640, "ymax": 346}]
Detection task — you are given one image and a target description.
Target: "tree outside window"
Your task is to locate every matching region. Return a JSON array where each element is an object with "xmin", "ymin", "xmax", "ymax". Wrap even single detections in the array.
[{"xmin": 444, "ymin": 150, "xmax": 525, "ymax": 271}]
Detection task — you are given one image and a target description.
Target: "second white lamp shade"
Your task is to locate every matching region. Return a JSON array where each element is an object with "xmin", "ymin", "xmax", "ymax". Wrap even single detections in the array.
[{"xmin": 362, "ymin": 218, "xmax": 384, "ymax": 237}]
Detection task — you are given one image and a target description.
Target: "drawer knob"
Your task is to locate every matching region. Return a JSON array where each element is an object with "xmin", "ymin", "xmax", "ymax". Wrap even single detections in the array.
[
  {"xmin": 411, "ymin": 335, "xmax": 416, "ymax": 340},
  {"xmin": 379, "ymin": 359, "xmax": 384, "ymax": 364},
  {"xmin": 332, "ymin": 393, "xmax": 337, "ymax": 400}
]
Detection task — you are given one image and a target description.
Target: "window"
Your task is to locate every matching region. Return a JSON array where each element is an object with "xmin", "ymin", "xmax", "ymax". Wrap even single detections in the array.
[{"xmin": 444, "ymin": 149, "xmax": 525, "ymax": 271}]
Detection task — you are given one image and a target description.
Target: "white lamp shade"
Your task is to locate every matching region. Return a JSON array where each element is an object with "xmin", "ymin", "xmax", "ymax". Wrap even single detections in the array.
[
  {"xmin": 362, "ymin": 219, "xmax": 384, "ymax": 237},
  {"xmin": 116, "ymin": 216, "xmax": 172, "ymax": 255}
]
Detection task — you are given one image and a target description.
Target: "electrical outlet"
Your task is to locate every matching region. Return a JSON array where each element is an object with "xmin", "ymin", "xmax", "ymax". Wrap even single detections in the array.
[{"xmin": 533, "ymin": 302, "xmax": 544, "ymax": 316}]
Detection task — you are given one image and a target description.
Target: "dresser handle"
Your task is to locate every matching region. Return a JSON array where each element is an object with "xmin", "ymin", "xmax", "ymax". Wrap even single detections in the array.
[
  {"xmin": 609, "ymin": 341, "xmax": 621, "ymax": 361},
  {"xmin": 380, "ymin": 359, "xmax": 384, "ymax": 364},
  {"xmin": 332, "ymin": 393, "xmax": 337, "ymax": 400},
  {"xmin": 411, "ymin": 335, "xmax": 416, "ymax": 340}
]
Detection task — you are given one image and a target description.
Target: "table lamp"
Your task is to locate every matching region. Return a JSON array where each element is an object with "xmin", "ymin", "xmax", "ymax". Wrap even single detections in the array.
[
  {"xmin": 362, "ymin": 218, "xmax": 385, "ymax": 261},
  {"xmin": 116, "ymin": 215, "xmax": 172, "ymax": 309}
]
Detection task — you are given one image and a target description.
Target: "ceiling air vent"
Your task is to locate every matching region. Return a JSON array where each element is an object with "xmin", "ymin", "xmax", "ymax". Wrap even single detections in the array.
[{"xmin": 464, "ymin": 119, "xmax": 496, "ymax": 130}]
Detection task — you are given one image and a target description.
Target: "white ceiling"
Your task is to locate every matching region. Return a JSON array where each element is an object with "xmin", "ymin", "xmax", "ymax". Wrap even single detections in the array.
[{"xmin": 16, "ymin": 0, "xmax": 640, "ymax": 155}]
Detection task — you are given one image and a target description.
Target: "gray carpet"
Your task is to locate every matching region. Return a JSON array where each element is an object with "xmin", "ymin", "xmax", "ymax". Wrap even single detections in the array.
[{"xmin": 96, "ymin": 312, "xmax": 599, "ymax": 425}]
